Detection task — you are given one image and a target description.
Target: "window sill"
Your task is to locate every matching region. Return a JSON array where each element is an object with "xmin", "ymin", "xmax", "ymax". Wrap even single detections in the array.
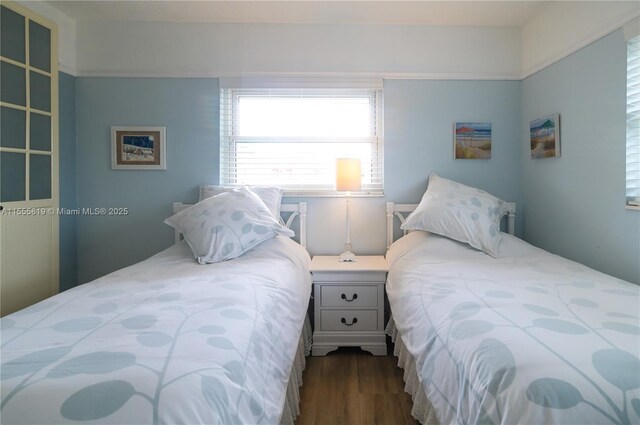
[
  {"xmin": 283, "ymin": 191, "xmax": 384, "ymax": 198},
  {"xmin": 625, "ymin": 204, "xmax": 640, "ymax": 211}
]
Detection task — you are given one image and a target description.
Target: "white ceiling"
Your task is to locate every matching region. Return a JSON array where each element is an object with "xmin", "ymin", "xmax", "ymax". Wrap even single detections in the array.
[{"xmin": 47, "ymin": 0, "xmax": 549, "ymax": 26}]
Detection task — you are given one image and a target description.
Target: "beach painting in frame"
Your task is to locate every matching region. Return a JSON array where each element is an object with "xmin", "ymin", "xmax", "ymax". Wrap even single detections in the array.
[
  {"xmin": 111, "ymin": 126, "xmax": 166, "ymax": 170},
  {"xmin": 454, "ymin": 122, "xmax": 491, "ymax": 159},
  {"xmin": 530, "ymin": 114, "xmax": 560, "ymax": 159}
]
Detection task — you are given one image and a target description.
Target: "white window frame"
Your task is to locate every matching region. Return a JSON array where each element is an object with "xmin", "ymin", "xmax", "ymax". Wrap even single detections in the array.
[
  {"xmin": 625, "ymin": 19, "xmax": 640, "ymax": 210},
  {"xmin": 219, "ymin": 78, "xmax": 384, "ymax": 196}
]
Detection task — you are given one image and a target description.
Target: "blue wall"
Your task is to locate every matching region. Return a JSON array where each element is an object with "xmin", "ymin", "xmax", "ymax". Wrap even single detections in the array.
[
  {"xmin": 59, "ymin": 71, "xmax": 77, "ymax": 290},
  {"xmin": 69, "ymin": 29, "xmax": 638, "ymax": 285},
  {"xmin": 74, "ymin": 77, "xmax": 522, "ymax": 282},
  {"xmin": 383, "ymin": 79, "xmax": 523, "ymax": 231},
  {"xmin": 76, "ymin": 78, "xmax": 219, "ymax": 282},
  {"xmin": 522, "ymin": 29, "xmax": 640, "ymax": 284}
]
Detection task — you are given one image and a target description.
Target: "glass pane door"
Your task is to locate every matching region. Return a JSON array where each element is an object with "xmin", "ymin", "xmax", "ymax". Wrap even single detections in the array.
[{"xmin": 0, "ymin": 3, "xmax": 58, "ymax": 315}]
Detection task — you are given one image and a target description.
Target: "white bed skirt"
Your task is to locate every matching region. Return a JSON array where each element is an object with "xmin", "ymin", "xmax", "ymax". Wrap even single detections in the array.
[
  {"xmin": 385, "ymin": 316, "xmax": 440, "ymax": 425},
  {"xmin": 279, "ymin": 315, "xmax": 313, "ymax": 425}
]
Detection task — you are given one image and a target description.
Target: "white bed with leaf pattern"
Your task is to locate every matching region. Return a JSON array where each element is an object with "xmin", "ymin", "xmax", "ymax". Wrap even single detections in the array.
[
  {"xmin": 1, "ymin": 189, "xmax": 312, "ymax": 425},
  {"xmin": 384, "ymin": 174, "xmax": 640, "ymax": 425}
]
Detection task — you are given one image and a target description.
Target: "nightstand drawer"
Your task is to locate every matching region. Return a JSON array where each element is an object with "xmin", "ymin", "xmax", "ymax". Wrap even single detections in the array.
[
  {"xmin": 321, "ymin": 285, "xmax": 378, "ymax": 308},
  {"xmin": 320, "ymin": 309, "xmax": 378, "ymax": 332}
]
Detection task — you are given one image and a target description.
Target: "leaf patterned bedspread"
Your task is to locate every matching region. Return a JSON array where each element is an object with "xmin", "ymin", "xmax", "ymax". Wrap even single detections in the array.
[
  {"xmin": 386, "ymin": 231, "xmax": 640, "ymax": 425},
  {"xmin": 1, "ymin": 236, "xmax": 311, "ymax": 424}
]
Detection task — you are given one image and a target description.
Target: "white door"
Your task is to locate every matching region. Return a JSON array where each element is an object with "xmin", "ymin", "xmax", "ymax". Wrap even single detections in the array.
[{"xmin": 0, "ymin": 2, "xmax": 59, "ymax": 316}]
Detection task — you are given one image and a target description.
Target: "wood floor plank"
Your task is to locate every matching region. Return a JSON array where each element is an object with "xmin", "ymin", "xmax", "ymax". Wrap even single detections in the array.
[
  {"xmin": 296, "ymin": 358, "xmax": 321, "ymax": 425},
  {"xmin": 359, "ymin": 393, "xmax": 412, "ymax": 425},
  {"xmin": 356, "ymin": 353, "xmax": 405, "ymax": 394},
  {"xmin": 303, "ymin": 354, "xmax": 323, "ymax": 378},
  {"xmin": 296, "ymin": 348, "xmax": 417, "ymax": 425},
  {"xmin": 319, "ymin": 348, "xmax": 358, "ymax": 379},
  {"xmin": 313, "ymin": 376, "xmax": 361, "ymax": 425},
  {"xmin": 401, "ymin": 391, "xmax": 419, "ymax": 425}
]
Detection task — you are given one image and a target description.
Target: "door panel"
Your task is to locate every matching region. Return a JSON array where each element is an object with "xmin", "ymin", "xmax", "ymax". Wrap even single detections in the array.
[
  {"xmin": 0, "ymin": 61, "xmax": 26, "ymax": 105},
  {"xmin": 29, "ymin": 20, "xmax": 51, "ymax": 72},
  {"xmin": 30, "ymin": 71, "xmax": 51, "ymax": 111},
  {"xmin": 1, "ymin": 214, "xmax": 53, "ymax": 314},
  {"xmin": 0, "ymin": 152, "xmax": 26, "ymax": 202},
  {"xmin": 1, "ymin": 107, "xmax": 26, "ymax": 148},
  {"xmin": 29, "ymin": 154, "xmax": 52, "ymax": 200},
  {"xmin": 0, "ymin": 3, "xmax": 58, "ymax": 317},
  {"xmin": 1, "ymin": 5, "xmax": 25, "ymax": 62},
  {"xmin": 30, "ymin": 112, "xmax": 51, "ymax": 150}
]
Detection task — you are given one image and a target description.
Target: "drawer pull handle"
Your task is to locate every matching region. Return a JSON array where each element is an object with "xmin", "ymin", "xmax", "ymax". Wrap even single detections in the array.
[
  {"xmin": 341, "ymin": 293, "xmax": 358, "ymax": 302},
  {"xmin": 341, "ymin": 317, "xmax": 358, "ymax": 326}
]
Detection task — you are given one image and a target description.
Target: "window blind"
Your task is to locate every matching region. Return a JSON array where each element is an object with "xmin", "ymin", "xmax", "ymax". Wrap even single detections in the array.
[
  {"xmin": 627, "ymin": 35, "xmax": 640, "ymax": 206},
  {"xmin": 220, "ymin": 86, "xmax": 384, "ymax": 196}
]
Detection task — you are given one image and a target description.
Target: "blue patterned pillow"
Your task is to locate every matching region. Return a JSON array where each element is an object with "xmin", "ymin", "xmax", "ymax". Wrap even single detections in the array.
[
  {"xmin": 165, "ymin": 187, "xmax": 294, "ymax": 264},
  {"xmin": 198, "ymin": 185, "xmax": 284, "ymax": 220},
  {"xmin": 401, "ymin": 173, "xmax": 504, "ymax": 256}
]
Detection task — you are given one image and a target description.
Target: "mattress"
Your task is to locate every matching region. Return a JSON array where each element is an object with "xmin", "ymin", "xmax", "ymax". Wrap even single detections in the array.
[
  {"xmin": 1, "ymin": 236, "xmax": 311, "ymax": 424},
  {"xmin": 386, "ymin": 231, "xmax": 640, "ymax": 425}
]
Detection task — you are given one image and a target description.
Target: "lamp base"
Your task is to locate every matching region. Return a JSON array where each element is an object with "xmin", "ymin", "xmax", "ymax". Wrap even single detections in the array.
[{"xmin": 339, "ymin": 250, "xmax": 357, "ymax": 262}]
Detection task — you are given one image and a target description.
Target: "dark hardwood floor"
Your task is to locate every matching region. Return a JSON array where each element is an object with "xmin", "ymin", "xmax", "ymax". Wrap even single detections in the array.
[{"xmin": 296, "ymin": 346, "xmax": 419, "ymax": 425}]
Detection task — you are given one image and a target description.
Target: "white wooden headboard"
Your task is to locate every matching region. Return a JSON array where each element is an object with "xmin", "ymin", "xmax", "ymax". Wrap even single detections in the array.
[
  {"xmin": 172, "ymin": 202, "xmax": 308, "ymax": 249},
  {"xmin": 385, "ymin": 202, "xmax": 516, "ymax": 249}
]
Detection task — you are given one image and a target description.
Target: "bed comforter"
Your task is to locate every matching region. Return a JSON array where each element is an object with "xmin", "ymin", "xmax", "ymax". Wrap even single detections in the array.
[
  {"xmin": 386, "ymin": 231, "xmax": 640, "ymax": 425},
  {"xmin": 1, "ymin": 236, "xmax": 311, "ymax": 425}
]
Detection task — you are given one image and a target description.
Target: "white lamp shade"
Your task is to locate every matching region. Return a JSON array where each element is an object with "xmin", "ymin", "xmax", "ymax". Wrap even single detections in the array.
[{"xmin": 336, "ymin": 158, "xmax": 362, "ymax": 191}]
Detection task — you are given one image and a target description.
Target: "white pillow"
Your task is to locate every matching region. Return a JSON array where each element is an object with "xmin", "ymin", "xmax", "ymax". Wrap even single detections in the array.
[
  {"xmin": 166, "ymin": 187, "xmax": 294, "ymax": 264},
  {"xmin": 199, "ymin": 185, "xmax": 284, "ymax": 220},
  {"xmin": 401, "ymin": 173, "xmax": 504, "ymax": 257}
]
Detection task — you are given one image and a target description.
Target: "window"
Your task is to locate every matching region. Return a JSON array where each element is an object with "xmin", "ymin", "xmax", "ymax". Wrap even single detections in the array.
[
  {"xmin": 626, "ymin": 33, "xmax": 640, "ymax": 207},
  {"xmin": 220, "ymin": 80, "xmax": 383, "ymax": 196}
]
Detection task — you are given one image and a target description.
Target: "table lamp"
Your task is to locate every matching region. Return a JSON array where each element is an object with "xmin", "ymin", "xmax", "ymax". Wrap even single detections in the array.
[{"xmin": 336, "ymin": 158, "xmax": 362, "ymax": 262}]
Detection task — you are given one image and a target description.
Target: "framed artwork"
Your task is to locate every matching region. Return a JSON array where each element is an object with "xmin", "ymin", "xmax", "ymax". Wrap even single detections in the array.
[
  {"xmin": 530, "ymin": 114, "xmax": 560, "ymax": 159},
  {"xmin": 454, "ymin": 122, "xmax": 492, "ymax": 159},
  {"xmin": 111, "ymin": 126, "xmax": 166, "ymax": 170}
]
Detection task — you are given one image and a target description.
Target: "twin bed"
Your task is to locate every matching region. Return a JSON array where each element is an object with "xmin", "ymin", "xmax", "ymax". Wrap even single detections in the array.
[
  {"xmin": 385, "ymin": 195, "xmax": 640, "ymax": 425},
  {"xmin": 2, "ymin": 176, "xmax": 639, "ymax": 425},
  {"xmin": 1, "ymin": 196, "xmax": 311, "ymax": 425}
]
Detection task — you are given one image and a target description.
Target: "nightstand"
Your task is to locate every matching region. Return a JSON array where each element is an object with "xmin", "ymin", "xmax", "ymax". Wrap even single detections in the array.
[{"xmin": 310, "ymin": 255, "xmax": 388, "ymax": 356}]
